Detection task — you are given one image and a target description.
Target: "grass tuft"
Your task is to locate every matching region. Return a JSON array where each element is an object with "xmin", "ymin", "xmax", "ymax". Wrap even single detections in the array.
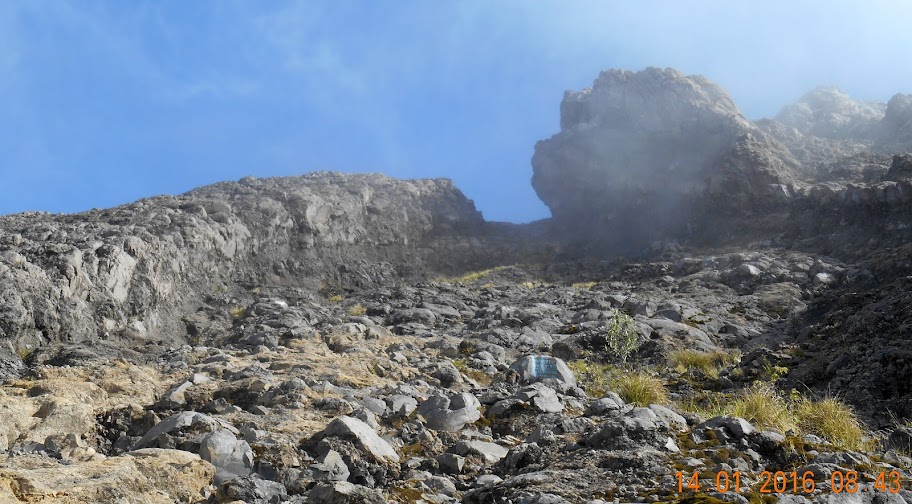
[
  {"xmin": 229, "ymin": 305, "xmax": 247, "ymax": 321},
  {"xmin": 795, "ymin": 397, "xmax": 865, "ymax": 450},
  {"xmin": 611, "ymin": 371, "xmax": 668, "ymax": 406},
  {"xmin": 669, "ymin": 349, "xmax": 741, "ymax": 379},
  {"xmin": 347, "ymin": 304, "xmax": 366, "ymax": 316},
  {"xmin": 436, "ymin": 266, "xmax": 507, "ymax": 284},
  {"xmin": 569, "ymin": 360, "xmax": 619, "ymax": 398},
  {"xmin": 571, "ymin": 281, "xmax": 598, "ymax": 289},
  {"xmin": 729, "ymin": 383, "xmax": 797, "ymax": 433}
]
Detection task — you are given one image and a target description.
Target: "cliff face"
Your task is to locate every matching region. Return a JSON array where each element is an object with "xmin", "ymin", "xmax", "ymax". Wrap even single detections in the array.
[{"xmin": 0, "ymin": 173, "xmax": 515, "ymax": 374}]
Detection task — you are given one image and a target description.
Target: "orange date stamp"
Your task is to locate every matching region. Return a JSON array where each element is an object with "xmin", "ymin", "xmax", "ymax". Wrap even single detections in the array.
[{"xmin": 676, "ymin": 470, "xmax": 903, "ymax": 494}]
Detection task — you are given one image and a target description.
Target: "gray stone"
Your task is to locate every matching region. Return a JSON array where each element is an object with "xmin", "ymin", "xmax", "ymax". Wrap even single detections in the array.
[
  {"xmin": 158, "ymin": 381, "xmax": 193, "ymax": 409},
  {"xmin": 358, "ymin": 397, "xmax": 387, "ymax": 416},
  {"xmin": 386, "ymin": 395, "xmax": 418, "ymax": 416},
  {"xmin": 417, "ymin": 392, "xmax": 482, "ymax": 431},
  {"xmin": 350, "ymin": 407, "xmax": 379, "ymax": 429},
  {"xmin": 737, "ymin": 264, "xmax": 762, "ymax": 278},
  {"xmin": 693, "ymin": 416, "xmax": 757, "ymax": 443},
  {"xmin": 586, "ymin": 397, "xmax": 624, "ymax": 416},
  {"xmin": 134, "ymin": 411, "xmax": 234, "ymax": 450},
  {"xmin": 449, "ymin": 440, "xmax": 508, "ymax": 464},
  {"xmin": 199, "ymin": 429, "xmax": 254, "ymax": 485},
  {"xmin": 436, "ymin": 453, "xmax": 465, "ymax": 474},
  {"xmin": 306, "ymin": 481, "xmax": 387, "ymax": 504},
  {"xmin": 474, "ymin": 474, "xmax": 503, "ymax": 487},
  {"xmin": 218, "ymin": 475, "xmax": 288, "ymax": 504},
  {"xmin": 648, "ymin": 404, "xmax": 688, "ymax": 432},
  {"xmin": 433, "ymin": 362, "xmax": 463, "ymax": 388},
  {"xmin": 517, "ymin": 384, "xmax": 563, "ymax": 413},
  {"xmin": 311, "ymin": 449, "xmax": 350, "ymax": 482}
]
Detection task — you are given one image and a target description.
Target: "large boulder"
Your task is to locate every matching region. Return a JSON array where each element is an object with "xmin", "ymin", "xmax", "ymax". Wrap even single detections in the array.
[
  {"xmin": 531, "ymin": 67, "xmax": 796, "ymax": 251},
  {"xmin": 417, "ymin": 392, "xmax": 482, "ymax": 431},
  {"xmin": 305, "ymin": 416, "xmax": 399, "ymax": 464},
  {"xmin": 199, "ymin": 429, "xmax": 254, "ymax": 485}
]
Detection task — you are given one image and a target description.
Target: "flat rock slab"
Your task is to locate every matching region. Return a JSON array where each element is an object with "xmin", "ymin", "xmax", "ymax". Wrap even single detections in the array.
[{"xmin": 309, "ymin": 416, "xmax": 399, "ymax": 463}]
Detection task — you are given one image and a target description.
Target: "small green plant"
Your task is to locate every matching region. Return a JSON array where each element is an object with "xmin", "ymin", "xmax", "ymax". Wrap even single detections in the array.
[
  {"xmin": 611, "ymin": 371, "xmax": 668, "ymax": 406},
  {"xmin": 347, "ymin": 304, "xmax": 366, "ymax": 316},
  {"xmin": 729, "ymin": 383, "xmax": 797, "ymax": 433},
  {"xmin": 795, "ymin": 397, "xmax": 865, "ymax": 450},
  {"xmin": 327, "ymin": 294, "xmax": 344, "ymax": 303},
  {"xmin": 603, "ymin": 310, "xmax": 640, "ymax": 362},
  {"xmin": 761, "ymin": 359, "xmax": 790, "ymax": 382},
  {"xmin": 669, "ymin": 349, "xmax": 741, "ymax": 379}
]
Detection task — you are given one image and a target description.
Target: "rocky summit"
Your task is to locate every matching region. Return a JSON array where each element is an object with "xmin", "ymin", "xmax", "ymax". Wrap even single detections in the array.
[{"xmin": 2, "ymin": 67, "xmax": 912, "ymax": 503}]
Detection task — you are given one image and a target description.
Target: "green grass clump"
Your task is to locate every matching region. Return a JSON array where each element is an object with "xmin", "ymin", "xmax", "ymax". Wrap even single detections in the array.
[
  {"xmin": 729, "ymin": 383, "xmax": 797, "ymax": 433},
  {"xmin": 677, "ymin": 391, "xmax": 731, "ymax": 419},
  {"xmin": 611, "ymin": 371, "xmax": 668, "ymax": 406},
  {"xmin": 669, "ymin": 349, "xmax": 741, "ymax": 379},
  {"xmin": 569, "ymin": 360, "xmax": 619, "ymax": 397},
  {"xmin": 452, "ymin": 359, "xmax": 493, "ymax": 386},
  {"xmin": 795, "ymin": 397, "xmax": 865, "ymax": 450},
  {"xmin": 327, "ymin": 294, "xmax": 344, "ymax": 303}
]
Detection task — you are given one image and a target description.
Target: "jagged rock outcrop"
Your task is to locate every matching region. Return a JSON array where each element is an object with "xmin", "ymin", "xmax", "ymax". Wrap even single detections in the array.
[
  {"xmin": 531, "ymin": 67, "xmax": 798, "ymax": 251},
  {"xmin": 769, "ymin": 87, "xmax": 912, "ymax": 158},
  {"xmin": 879, "ymin": 93, "xmax": 912, "ymax": 151},
  {"xmin": 775, "ymin": 86, "xmax": 885, "ymax": 140}
]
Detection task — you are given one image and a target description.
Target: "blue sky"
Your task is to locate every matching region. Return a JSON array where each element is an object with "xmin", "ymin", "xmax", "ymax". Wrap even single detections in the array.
[{"xmin": 1, "ymin": 1, "xmax": 911, "ymax": 222}]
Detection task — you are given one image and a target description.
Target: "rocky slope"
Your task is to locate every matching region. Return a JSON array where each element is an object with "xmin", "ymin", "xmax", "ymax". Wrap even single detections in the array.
[
  {"xmin": 0, "ymin": 172, "xmax": 553, "ymax": 380},
  {"xmin": 2, "ymin": 67, "xmax": 912, "ymax": 503}
]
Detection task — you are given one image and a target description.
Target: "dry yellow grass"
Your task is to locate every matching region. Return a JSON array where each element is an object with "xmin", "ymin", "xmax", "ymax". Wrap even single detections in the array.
[
  {"xmin": 795, "ymin": 397, "xmax": 865, "ymax": 450},
  {"xmin": 729, "ymin": 383, "xmax": 797, "ymax": 433},
  {"xmin": 347, "ymin": 304, "xmax": 367, "ymax": 316},
  {"xmin": 611, "ymin": 371, "xmax": 668, "ymax": 406},
  {"xmin": 669, "ymin": 349, "xmax": 741, "ymax": 379}
]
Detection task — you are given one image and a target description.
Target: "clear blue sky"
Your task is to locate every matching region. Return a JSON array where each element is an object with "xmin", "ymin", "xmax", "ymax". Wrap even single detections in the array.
[{"xmin": 2, "ymin": 1, "xmax": 911, "ymax": 222}]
